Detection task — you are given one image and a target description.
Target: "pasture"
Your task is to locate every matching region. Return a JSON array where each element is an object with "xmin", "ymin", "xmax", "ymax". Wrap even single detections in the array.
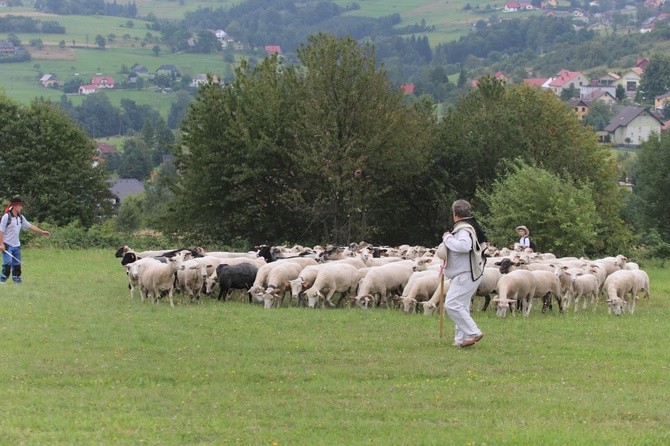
[{"xmin": 1, "ymin": 248, "xmax": 668, "ymax": 444}]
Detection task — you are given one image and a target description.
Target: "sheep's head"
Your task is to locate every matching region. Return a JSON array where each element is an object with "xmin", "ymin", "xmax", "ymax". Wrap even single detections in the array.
[
  {"xmin": 607, "ymin": 297, "xmax": 625, "ymax": 316},
  {"xmin": 400, "ymin": 296, "xmax": 418, "ymax": 313},
  {"xmin": 496, "ymin": 258, "xmax": 520, "ymax": 275},
  {"xmin": 421, "ymin": 301, "xmax": 437, "ymax": 316},
  {"xmin": 493, "ymin": 297, "xmax": 516, "ymax": 318},
  {"xmin": 306, "ymin": 289, "xmax": 323, "ymax": 308},
  {"xmin": 355, "ymin": 295, "xmax": 373, "ymax": 309},
  {"xmin": 289, "ymin": 277, "xmax": 305, "ymax": 299},
  {"xmin": 413, "ymin": 258, "xmax": 432, "ymax": 272}
]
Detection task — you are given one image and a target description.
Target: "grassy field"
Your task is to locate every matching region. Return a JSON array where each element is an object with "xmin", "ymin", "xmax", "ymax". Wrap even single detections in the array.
[{"xmin": 0, "ymin": 248, "xmax": 668, "ymax": 444}]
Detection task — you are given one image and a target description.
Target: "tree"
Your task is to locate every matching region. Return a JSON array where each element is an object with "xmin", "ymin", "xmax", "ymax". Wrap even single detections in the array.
[
  {"xmin": 615, "ymin": 84, "xmax": 626, "ymax": 101},
  {"xmin": 118, "ymin": 137, "xmax": 152, "ymax": 180},
  {"xmin": 633, "ymin": 133, "xmax": 670, "ymax": 241},
  {"xmin": 432, "ymin": 76, "xmax": 630, "ymax": 255},
  {"xmin": 165, "ymin": 35, "xmax": 434, "ymax": 245},
  {"xmin": 638, "ymin": 53, "xmax": 670, "ymax": 100},
  {"xmin": 581, "ymin": 100, "xmax": 614, "ymax": 131},
  {"xmin": 152, "ymin": 44, "xmax": 160, "ymax": 56},
  {"xmin": 95, "ymin": 34, "xmax": 106, "ymax": 49},
  {"xmin": 0, "ymin": 94, "xmax": 113, "ymax": 227},
  {"xmin": 478, "ymin": 162, "xmax": 599, "ymax": 257},
  {"xmin": 560, "ymin": 84, "xmax": 577, "ymax": 100},
  {"xmin": 292, "ymin": 33, "xmax": 433, "ymax": 243}
]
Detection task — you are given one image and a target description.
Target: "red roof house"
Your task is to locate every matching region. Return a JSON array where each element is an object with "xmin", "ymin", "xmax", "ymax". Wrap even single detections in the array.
[
  {"xmin": 91, "ymin": 76, "xmax": 115, "ymax": 89},
  {"xmin": 264, "ymin": 45, "xmax": 281, "ymax": 54},
  {"xmin": 400, "ymin": 83, "xmax": 415, "ymax": 94}
]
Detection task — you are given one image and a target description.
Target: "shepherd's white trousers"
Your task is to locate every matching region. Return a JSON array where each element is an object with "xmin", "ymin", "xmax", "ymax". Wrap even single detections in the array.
[{"xmin": 445, "ymin": 273, "xmax": 482, "ymax": 345}]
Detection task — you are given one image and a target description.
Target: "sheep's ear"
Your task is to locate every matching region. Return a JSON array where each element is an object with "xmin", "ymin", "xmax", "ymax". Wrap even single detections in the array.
[{"xmin": 494, "ymin": 261, "xmax": 501, "ymax": 266}]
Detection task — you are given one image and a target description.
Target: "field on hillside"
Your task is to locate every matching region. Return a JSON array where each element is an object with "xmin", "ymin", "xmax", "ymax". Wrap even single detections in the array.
[{"xmin": 0, "ymin": 248, "xmax": 668, "ymax": 444}]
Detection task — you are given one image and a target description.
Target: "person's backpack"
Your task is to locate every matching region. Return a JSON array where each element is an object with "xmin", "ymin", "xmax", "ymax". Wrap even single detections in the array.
[{"xmin": 528, "ymin": 237, "xmax": 537, "ymax": 252}]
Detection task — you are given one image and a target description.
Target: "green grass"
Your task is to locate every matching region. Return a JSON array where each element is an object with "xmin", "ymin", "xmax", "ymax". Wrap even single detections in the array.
[{"xmin": 1, "ymin": 248, "xmax": 669, "ymax": 444}]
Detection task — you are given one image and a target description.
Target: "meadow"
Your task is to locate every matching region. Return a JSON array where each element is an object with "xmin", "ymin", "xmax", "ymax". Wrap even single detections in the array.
[{"xmin": 0, "ymin": 248, "xmax": 668, "ymax": 444}]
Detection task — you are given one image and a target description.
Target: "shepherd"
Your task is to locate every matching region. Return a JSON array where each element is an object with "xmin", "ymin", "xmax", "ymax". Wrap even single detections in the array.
[
  {"xmin": 438, "ymin": 199, "xmax": 486, "ymax": 348},
  {"xmin": 0, "ymin": 196, "xmax": 51, "ymax": 284}
]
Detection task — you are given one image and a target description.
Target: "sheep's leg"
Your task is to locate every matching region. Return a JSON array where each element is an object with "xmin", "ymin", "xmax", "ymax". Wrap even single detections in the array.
[
  {"xmin": 523, "ymin": 296, "xmax": 532, "ymax": 316},
  {"xmin": 324, "ymin": 289, "xmax": 337, "ymax": 307},
  {"xmin": 481, "ymin": 293, "xmax": 491, "ymax": 312}
]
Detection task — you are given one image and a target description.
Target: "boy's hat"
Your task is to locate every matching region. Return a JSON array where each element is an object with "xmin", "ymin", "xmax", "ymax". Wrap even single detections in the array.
[{"xmin": 515, "ymin": 225, "xmax": 529, "ymax": 235}]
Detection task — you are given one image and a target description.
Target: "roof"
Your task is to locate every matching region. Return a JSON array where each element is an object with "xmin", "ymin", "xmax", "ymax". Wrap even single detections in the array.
[
  {"xmin": 523, "ymin": 78, "xmax": 548, "ymax": 88},
  {"xmin": 655, "ymin": 91, "xmax": 670, "ymax": 100},
  {"xmin": 91, "ymin": 76, "xmax": 114, "ymax": 84},
  {"xmin": 96, "ymin": 142, "xmax": 117, "ymax": 154},
  {"xmin": 604, "ymin": 106, "xmax": 663, "ymax": 132},
  {"xmin": 108, "ymin": 179, "xmax": 145, "ymax": 202},
  {"xmin": 549, "ymin": 70, "xmax": 586, "ymax": 88},
  {"xmin": 265, "ymin": 45, "xmax": 281, "ymax": 54},
  {"xmin": 400, "ymin": 83, "xmax": 415, "ymax": 94},
  {"xmin": 585, "ymin": 90, "xmax": 616, "ymax": 101}
]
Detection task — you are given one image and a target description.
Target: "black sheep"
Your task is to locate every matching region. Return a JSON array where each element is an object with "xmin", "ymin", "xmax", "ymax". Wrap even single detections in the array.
[{"xmin": 212, "ymin": 263, "xmax": 259, "ymax": 302}]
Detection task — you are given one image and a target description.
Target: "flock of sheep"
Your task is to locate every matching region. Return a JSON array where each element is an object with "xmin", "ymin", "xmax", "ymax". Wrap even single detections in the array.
[{"xmin": 116, "ymin": 243, "xmax": 650, "ymax": 317}]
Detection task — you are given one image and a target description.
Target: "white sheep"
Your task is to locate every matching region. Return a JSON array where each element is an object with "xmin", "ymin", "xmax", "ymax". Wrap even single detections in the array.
[
  {"xmin": 603, "ymin": 269, "xmax": 637, "ymax": 315},
  {"xmin": 530, "ymin": 270, "xmax": 563, "ymax": 314},
  {"xmin": 177, "ymin": 259, "xmax": 212, "ymax": 303},
  {"xmin": 492, "ymin": 270, "xmax": 537, "ymax": 317},
  {"xmin": 304, "ymin": 263, "xmax": 360, "ymax": 308},
  {"xmin": 398, "ymin": 272, "xmax": 440, "ymax": 313},
  {"xmin": 420, "ymin": 278, "xmax": 451, "ymax": 316},
  {"xmin": 138, "ymin": 254, "xmax": 186, "ymax": 307},
  {"xmin": 123, "ymin": 257, "xmax": 163, "ymax": 300},
  {"xmin": 288, "ymin": 264, "xmax": 329, "ymax": 304},
  {"xmin": 262, "ymin": 262, "xmax": 304, "ymax": 309},
  {"xmin": 354, "ymin": 260, "xmax": 414, "ymax": 308},
  {"xmin": 195, "ymin": 247, "xmax": 259, "ymax": 259},
  {"xmin": 473, "ymin": 267, "xmax": 502, "ymax": 312},
  {"xmin": 567, "ymin": 269, "xmax": 600, "ymax": 312}
]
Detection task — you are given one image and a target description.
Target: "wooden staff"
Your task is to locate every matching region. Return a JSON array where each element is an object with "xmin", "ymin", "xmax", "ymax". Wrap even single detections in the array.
[{"xmin": 439, "ymin": 260, "xmax": 446, "ymax": 338}]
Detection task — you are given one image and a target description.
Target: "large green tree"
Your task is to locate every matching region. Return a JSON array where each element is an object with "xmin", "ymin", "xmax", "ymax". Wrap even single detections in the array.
[
  {"xmin": 166, "ymin": 55, "xmax": 303, "ymax": 244},
  {"xmin": 638, "ymin": 54, "xmax": 670, "ymax": 100},
  {"xmin": 432, "ymin": 76, "xmax": 630, "ymax": 255},
  {"xmin": 291, "ymin": 33, "xmax": 434, "ymax": 244},
  {"xmin": 0, "ymin": 94, "xmax": 113, "ymax": 226},
  {"xmin": 633, "ymin": 133, "xmax": 670, "ymax": 241},
  {"xmin": 166, "ymin": 34, "xmax": 434, "ymax": 245}
]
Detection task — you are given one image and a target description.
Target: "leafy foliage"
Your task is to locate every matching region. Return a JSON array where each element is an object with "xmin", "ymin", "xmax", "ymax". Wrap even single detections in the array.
[
  {"xmin": 0, "ymin": 94, "xmax": 113, "ymax": 227},
  {"xmin": 638, "ymin": 53, "xmax": 670, "ymax": 100},
  {"xmin": 632, "ymin": 133, "xmax": 670, "ymax": 242},
  {"xmin": 166, "ymin": 35, "xmax": 433, "ymax": 246},
  {"xmin": 432, "ymin": 77, "xmax": 630, "ymax": 255},
  {"xmin": 478, "ymin": 162, "xmax": 598, "ymax": 257}
]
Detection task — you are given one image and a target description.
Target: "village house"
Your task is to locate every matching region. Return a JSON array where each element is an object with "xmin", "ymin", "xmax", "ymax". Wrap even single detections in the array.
[
  {"xmin": 400, "ymin": 83, "xmax": 415, "ymax": 94},
  {"xmin": 78, "ymin": 84, "xmax": 98, "ymax": 95},
  {"xmin": 568, "ymin": 98, "xmax": 589, "ymax": 120},
  {"xmin": 547, "ymin": 69, "xmax": 589, "ymax": 97},
  {"xmin": 39, "ymin": 74, "xmax": 57, "ymax": 87},
  {"xmin": 655, "ymin": 92, "xmax": 670, "ymax": 110},
  {"xmin": 580, "ymin": 85, "xmax": 617, "ymax": 101},
  {"xmin": 107, "ymin": 179, "xmax": 145, "ymax": 207},
  {"xmin": 91, "ymin": 75, "xmax": 115, "ymax": 89},
  {"xmin": 615, "ymin": 67, "xmax": 643, "ymax": 97},
  {"xmin": 264, "ymin": 45, "xmax": 281, "ymax": 55},
  {"xmin": 156, "ymin": 64, "xmax": 180, "ymax": 77},
  {"xmin": 604, "ymin": 106, "xmax": 663, "ymax": 146},
  {"xmin": 503, "ymin": 1, "xmax": 533, "ymax": 12}
]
